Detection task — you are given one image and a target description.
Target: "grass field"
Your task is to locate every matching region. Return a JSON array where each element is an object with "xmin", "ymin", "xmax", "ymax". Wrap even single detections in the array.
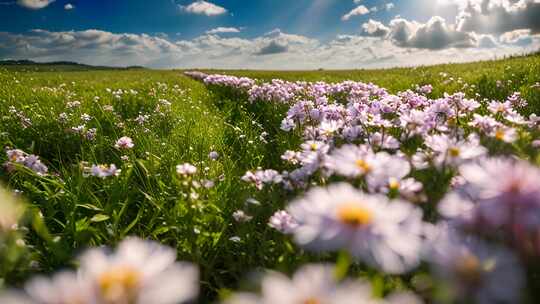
[{"xmin": 1, "ymin": 52, "xmax": 540, "ymax": 303}]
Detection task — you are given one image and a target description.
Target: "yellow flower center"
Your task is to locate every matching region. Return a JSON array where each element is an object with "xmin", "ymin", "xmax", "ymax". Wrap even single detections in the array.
[
  {"xmin": 455, "ymin": 253, "xmax": 482, "ymax": 286},
  {"xmin": 303, "ymin": 298, "xmax": 321, "ymax": 304},
  {"xmin": 310, "ymin": 143, "xmax": 318, "ymax": 151},
  {"xmin": 338, "ymin": 203, "xmax": 373, "ymax": 227},
  {"xmin": 389, "ymin": 177, "xmax": 400, "ymax": 190},
  {"xmin": 355, "ymin": 159, "xmax": 371, "ymax": 172},
  {"xmin": 98, "ymin": 266, "xmax": 141, "ymax": 303},
  {"xmin": 495, "ymin": 129, "xmax": 505, "ymax": 140},
  {"xmin": 449, "ymin": 147, "xmax": 460, "ymax": 157}
]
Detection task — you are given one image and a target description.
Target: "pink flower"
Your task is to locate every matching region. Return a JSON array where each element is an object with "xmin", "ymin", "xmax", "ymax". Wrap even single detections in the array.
[{"xmin": 115, "ymin": 136, "xmax": 134, "ymax": 150}]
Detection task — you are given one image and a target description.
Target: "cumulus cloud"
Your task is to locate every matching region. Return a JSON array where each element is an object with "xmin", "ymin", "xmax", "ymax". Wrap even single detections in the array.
[
  {"xmin": 17, "ymin": 0, "xmax": 54, "ymax": 9},
  {"xmin": 361, "ymin": 1, "xmax": 540, "ymax": 51},
  {"xmin": 499, "ymin": 29, "xmax": 536, "ymax": 46},
  {"xmin": 253, "ymin": 29, "xmax": 318, "ymax": 56},
  {"xmin": 362, "ymin": 19, "xmax": 390, "ymax": 37},
  {"xmin": 477, "ymin": 34, "xmax": 498, "ymax": 48},
  {"xmin": 256, "ymin": 41, "xmax": 288, "ymax": 55},
  {"xmin": 385, "ymin": 3, "xmax": 395, "ymax": 11},
  {"xmin": 366, "ymin": 16, "xmax": 476, "ymax": 49},
  {"xmin": 0, "ymin": 28, "xmax": 537, "ymax": 70},
  {"xmin": 179, "ymin": 0, "xmax": 227, "ymax": 16},
  {"xmin": 64, "ymin": 3, "xmax": 74, "ymax": 10},
  {"xmin": 402, "ymin": 16, "xmax": 477, "ymax": 49},
  {"xmin": 457, "ymin": 0, "xmax": 540, "ymax": 34},
  {"xmin": 342, "ymin": 5, "xmax": 370, "ymax": 21},
  {"xmin": 205, "ymin": 27, "xmax": 241, "ymax": 35}
]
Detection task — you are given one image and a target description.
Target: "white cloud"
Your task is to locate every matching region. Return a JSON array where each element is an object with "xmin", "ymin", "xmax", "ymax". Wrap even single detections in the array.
[
  {"xmin": 499, "ymin": 29, "xmax": 538, "ymax": 46},
  {"xmin": 0, "ymin": 28, "xmax": 537, "ymax": 70},
  {"xmin": 385, "ymin": 3, "xmax": 395, "ymax": 11},
  {"xmin": 64, "ymin": 3, "xmax": 74, "ymax": 10},
  {"xmin": 205, "ymin": 27, "xmax": 241, "ymax": 35},
  {"xmin": 402, "ymin": 16, "xmax": 477, "ymax": 49},
  {"xmin": 179, "ymin": 1, "xmax": 227, "ymax": 16},
  {"xmin": 17, "ymin": 0, "xmax": 54, "ymax": 9},
  {"xmin": 342, "ymin": 5, "xmax": 370, "ymax": 21},
  {"xmin": 362, "ymin": 19, "xmax": 390, "ymax": 37},
  {"xmin": 457, "ymin": 0, "xmax": 540, "ymax": 34}
]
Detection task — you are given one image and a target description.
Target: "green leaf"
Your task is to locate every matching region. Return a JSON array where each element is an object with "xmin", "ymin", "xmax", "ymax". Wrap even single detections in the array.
[
  {"xmin": 77, "ymin": 203, "xmax": 103, "ymax": 211},
  {"xmin": 90, "ymin": 214, "xmax": 110, "ymax": 223}
]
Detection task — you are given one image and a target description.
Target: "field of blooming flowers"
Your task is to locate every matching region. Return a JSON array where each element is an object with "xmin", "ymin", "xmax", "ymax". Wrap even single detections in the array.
[{"xmin": 1, "ymin": 52, "xmax": 540, "ymax": 304}]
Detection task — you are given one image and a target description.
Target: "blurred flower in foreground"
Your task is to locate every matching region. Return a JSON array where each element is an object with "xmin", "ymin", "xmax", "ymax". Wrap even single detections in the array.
[
  {"xmin": 0, "ymin": 185, "xmax": 25, "ymax": 231},
  {"xmin": 224, "ymin": 264, "xmax": 423, "ymax": 304},
  {"xmin": 440, "ymin": 158, "xmax": 540, "ymax": 255},
  {"xmin": 223, "ymin": 264, "xmax": 379, "ymax": 304},
  {"xmin": 80, "ymin": 238, "xmax": 198, "ymax": 304},
  {"xmin": 425, "ymin": 226, "xmax": 524, "ymax": 304},
  {"xmin": 288, "ymin": 183, "xmax": 425, "ymax": 274},
  {"xmin": 0, "ymin": 238, "xmax": 199, "ymax": 304},
  {"xmin": 176, "ymin": 163, "xmax": 197, "ymax": 177}
]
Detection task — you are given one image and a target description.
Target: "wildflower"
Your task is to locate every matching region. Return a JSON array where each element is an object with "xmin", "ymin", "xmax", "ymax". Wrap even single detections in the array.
[
  {"xmin": 232, "ymin": 210, "xmax": 253, "ymax": 223},
  {"xmin": 103, "ymin": 105, "xmax": 114, "ymax": 112},
  {"xmin": 268, "ymin": 210, "xmax": 298, "ymax": 234},
  {"xmin": 85, "ymin": 128, "xmax": 97, "ymax": 141},
  {"xmin": 487, "ymin": 101, "xmax": 512, "ymax": 115},
  {"xmin": 426, "ymin": 227, "xmax": 524, "ymax": 304},
  {"xmin": 71, "ymin": 125, "xmax": 85, "ymax": 134},
  {"xmin": 58, "ymin": 112, "xmax": 68, "ymax": 123},
  {"xmin": 0, "ymin": 186, "xmax": 25, "ymax": 231},
  {"xmin": 241, "ymin": 169, "xmax": 282, "ymax": 190},
  {"xmin": 223, "ymin": 264, "xmax": 378, "ymax": 304},
  {"xmin": 208, "ymin": 151, "xmax": 219, "ymax": 160},
  {"xmin": 326, "ymin": 144, "xmax": 376, "ymax": 178},
  {"xmin": 5, "ymin": 149, "xmax": 48, "ymax": 175},
  {"xmin": 176, "ymin": 163, "xmax": 197, "ymax": 176},
  {"xmin": 459, "ymin": 158, "xmax": 540, "ymax": 229},
  {"xmin": 281, "ymin": 150, "xmax": 299, "ymax": 164},
  {"xmin": 0, "ymin": 271, "xmax": 93, "ymax": 304},
  {"xmin": 81, "ymin": 113, "xmax": 92, "ymax": 122},
  {"xmin": 80, "ymin": 237, "xmax": 198, "ymax": 304},
  {"xmin": 115, "ymin": 137, "xmax": 135, "ymax": 150},
  {"xmin": 365, "ymin": 153, "xmax": 413, "ymax": 193},
  {"xmin": 490, "ymin": 126, "xmax": 518, "ymax": 143},
  {"xmin": 134, "ymin": 114, "xmax": 149, "ymax": 125},
  {"xmin": 424, "ymin": 134, "xmax": 486, "ymax": 167},
  {"xmin": 66, "ymin": 101, "xmax": 81, "ymax": 108},
  {"xmin": 86, "ymin": 164, "xmax": 121, "ymax": 178},
  {"xmin": 288, "ymin": 183, "xmax": 424, "ymax": 273}
]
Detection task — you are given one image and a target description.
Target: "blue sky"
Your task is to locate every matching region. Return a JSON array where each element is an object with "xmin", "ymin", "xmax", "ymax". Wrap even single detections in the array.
[
  {"xmin": 0, "ymin": 0, "xmax": 538, "ymax": 69},
  {"xmin": 1, "ymin": 0, "xmax": 401, "ymax": 39}
]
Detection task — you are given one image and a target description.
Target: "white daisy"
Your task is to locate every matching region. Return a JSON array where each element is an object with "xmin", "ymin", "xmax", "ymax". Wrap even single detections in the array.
[
  {"xmin": 288, "ymin": 183, "xmax": 424, "ymax": 273},
  {"xmin": 326, "ymin": 145, "xmax": 377, "ymax": 178},
  {"xmin": 223, "ymin": 264, "xmax": 379, "ymax": 304},
  {"xmin": 79, "ymin": 237, "xmax": 198, "ymax": 304}
]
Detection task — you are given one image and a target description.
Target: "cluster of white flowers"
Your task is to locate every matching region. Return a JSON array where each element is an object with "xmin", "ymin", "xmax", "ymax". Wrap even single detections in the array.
[{"xmin": 188, "ymin": 71, "xmax": 540, "ymax": 303}]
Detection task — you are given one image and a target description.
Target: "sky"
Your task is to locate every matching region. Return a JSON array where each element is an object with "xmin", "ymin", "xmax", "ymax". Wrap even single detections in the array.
[{"xmin": 0, "ymin": 0, "xmax": 539, "ymax": 69}]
